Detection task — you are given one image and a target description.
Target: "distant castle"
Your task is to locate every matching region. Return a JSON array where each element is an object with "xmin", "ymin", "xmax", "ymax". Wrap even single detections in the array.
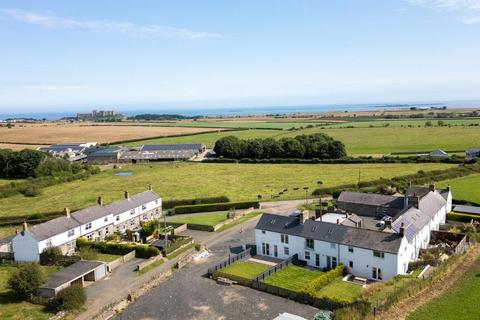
[{"xmin": 76, "ymin": 109, "xmax": 118, "ymax": 120}]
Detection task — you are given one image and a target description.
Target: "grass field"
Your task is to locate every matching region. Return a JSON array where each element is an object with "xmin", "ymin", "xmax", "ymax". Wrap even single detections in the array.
[
  {"xmin": 263, "ymin": 265, "xmax": 322, "ymax": 292},
  {"xmin": 438, "ymin": 174, "xmax": 480, "ymax": 204},
  {"xmin": 0, "ymin": 264, "xmax": 60, "ymax": 320},
  {"xmin": 124, "ymin": 125, "xmax": 480, "ymax": 155},
  {"xmin": 326, "ymin": 118, "xmax": 480, "ymax": 128},
  {"xmin": 0, "ymin": 162, "xmax": 455, "ymax": 218},
  {"xmin": 407, "ymin": 256, "xmax": 480, "ymax": 320},
  {"xmin": 0, "ymin": 122, "xmax": 221, "ymax": 145},
  {"xmin": 220, "ymin": 261, "xmax": 270, "ymax": 279},
  {"xmin": 147, "ymin": 120, "xmax": 332, "ymax": 129},
  {"xmin": 0, "ymin": 226, "xmax": 15, "ymax": 238},
  {"xmin": 315, "ymin": 278, "xmax": 363, "ymax": 302},
  {"xmin": 171, "ymin": 212, "xmax": 229, "ymax": 226}
]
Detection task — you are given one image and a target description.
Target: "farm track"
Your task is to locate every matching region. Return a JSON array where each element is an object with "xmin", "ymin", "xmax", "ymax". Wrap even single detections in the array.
[{"xmin": 376, "ymin": 244, "xmax": 480, "ymax": 320}]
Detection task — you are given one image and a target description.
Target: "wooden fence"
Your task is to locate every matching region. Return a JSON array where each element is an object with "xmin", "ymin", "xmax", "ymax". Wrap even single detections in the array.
[
  {"xmin": 207, "ymin": 247, "xmax": 252, "ymax": 275},
  {"xmin": 252, "ymin": 253, "xmax": 298, "ymax": 282}
]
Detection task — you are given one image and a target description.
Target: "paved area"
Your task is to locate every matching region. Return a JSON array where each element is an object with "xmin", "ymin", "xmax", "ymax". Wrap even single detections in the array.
[{"xmin": 116, "ymin": 200, "xmax": 319, "ymax": 320}]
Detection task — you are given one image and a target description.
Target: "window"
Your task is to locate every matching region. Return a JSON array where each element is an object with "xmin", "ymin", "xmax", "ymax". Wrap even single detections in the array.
[
  {"xmin": 373, "ymin": 250, "xmax": 385, "ymax": 258},
  {"xmin": 284, "ymin": 247, "xmax": 289, "ymax": 255},
  {"xmin": 45, "ymin": 240, "xmax": 52, "ymax": 247},
  {"xmin": 67, "ymin": 229, "xmax": 75, "ymax": 237},
  {"xmin": 87, "ymin": 234, "xmax": 93, "ymax": 241},
  {"xmin": 305, "ymin": 238, "xmax": 314, "ymax": 249},
  {"xmin": 143, "ymin": 214, "xmax": 148, "ymax": 220},
  {"xmin": 274, "ymin": 245, "xmax": 278, "ymax": 257},
  {"xmin": 348, "ymin": 246, "xmax": 354, "ymax": 253},
  {"xmin": 262, "ymin": 243, "xmax": 266, "ymax": 255},
  {"xmin": 155, "ymin": 200, "xmax": 158, "ymax": 205},
  {"xmin": 349, "ymin": 261, "xmax": 353, "ymax": 268},
  {"xmin": 130, "ymin": 220, "xmax": 135, "ymax": 226},
  {"xmin": 130, "ymin": 209, "xmax": 135, "ymax": 215},
  {"xmin": 104, "ymin": 217, "xmax": 108, "ymax": 222},
  {"xmin": 85, "ymin": 223, "xmax": 92, "ymax": 230},
  {"xmin": 142, "ymin": 204, "xmax": 147, "ymax": 210},
  {"xmin": 304, "ymin": 251, "xmax": 310, "ymax": 260},
  {"xmin": 330, "ymin": 243, "xmax": 336, "ymax": 249},
  {"xmin": 116, "ymin": 215, "xmax": 120, "ymax": 221},
  {"xmin": 281, "ymin": 234, "xmax": 289, "ymax": 244},
  {"xmin": 315, "ymin": 254, "xmax": 320, "ymax": 267}
]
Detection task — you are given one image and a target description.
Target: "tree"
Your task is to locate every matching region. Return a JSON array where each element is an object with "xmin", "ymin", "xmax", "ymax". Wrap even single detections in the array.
[
  {"xmin": 425, "ymin": 121, "xmax": 433, "ymax": 127},
  {"xmin": 437, "ymin": 120, "xmax": 444, "ymax": 126},
  {"xmin": 8, "ymin": 263, "xmax": 45, "ymax": 300},
  {"xmin": 245, "ymin": 139, "xmax": 264, "ymax": 159},
  {"xmin": 262, "ymin": 138, "xmax": 283, "ymax": 158},
  {"xmin": 213, "ymin": 136, "xmax": 245, "ymax": 158},
  {"xmin": 280, "ymin": 138, "xmax": 305, "ymax": 158},
  {"xmin": 55, "ymin": 285, "xmax": 86, "ymax": 310}
]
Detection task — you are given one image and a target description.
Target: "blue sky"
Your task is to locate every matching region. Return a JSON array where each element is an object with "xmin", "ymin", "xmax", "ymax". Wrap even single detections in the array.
[{"xmin": 0, "ymin": 0, "xmax": 480, "ymax": 112}]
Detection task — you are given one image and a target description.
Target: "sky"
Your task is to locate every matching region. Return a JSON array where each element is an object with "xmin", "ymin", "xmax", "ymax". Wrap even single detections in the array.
[{"xmin": 0, "ymin": 0, "xmax": 480, "ymax": 113}]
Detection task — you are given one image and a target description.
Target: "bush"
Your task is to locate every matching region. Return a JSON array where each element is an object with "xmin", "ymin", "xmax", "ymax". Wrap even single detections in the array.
[
  {"xmin": 8, "ymin": 263, "xmax": 45, "ymax": 300},
  {"xmin": 55, "ymin": 285, "xmax": 86, "ymax": 311},
  {"xmin": 78, "ymin": 247, "xmax": 99, "ymax": 260},
  {"xmin": 40, "ymin": 247, "xmax": 63, "ymax": 265},
  {"xmin": 447, "ymin": 212, "xmax": 480, "ymax": 223},
  {"xmin": 174, "ymin": 201, "xmax": 260, "ymax": 214},
  {"xmin": 76, "ymin": 238, "xmax": 160, "ymax": 259},
  {"xmin": 300, "ymin": 264, "xmax": 344, "ymax": 297}
]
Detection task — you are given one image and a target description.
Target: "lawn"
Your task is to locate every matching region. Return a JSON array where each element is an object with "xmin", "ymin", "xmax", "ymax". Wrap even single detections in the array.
[
  {"xmin": 170, "ymin": 212, "xmax": 229, "ymax": 226},
  {"xmin": 315, "ymin": 279, "xmax": 363, "ymax": 303},
  {"xmin": 407, "ymin": 256, "xmax": 480, "ymax": 320},
  {"xmin": 0, "ymin": 264, "xmax": 60, "ymax": 320},
  {"xmin": 0, "ymin": 162, "xmax": 455, "ymax": 218},
  {"xmin": 263, "ymin": 265, "xmax": 322, "ymax": 292},
  {"xmin": 438, "ymin": 174, "xmax": 480, "ymax": 204},
  {"xmin": 79, "ymin": 251, "xmax": 121, "ymax": 262},
  {"xmin": 220, "ymin": 261, "xmax": 270, "ymax": 279}
]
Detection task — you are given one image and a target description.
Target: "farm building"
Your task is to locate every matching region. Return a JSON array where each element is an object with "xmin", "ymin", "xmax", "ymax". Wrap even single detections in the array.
[
  {"xmin": 38, "ymin": 142, "xmax": 97, "ymax": 161},
  {"xmin": 466, "ymin": 148, "xmax": 480, "ymax": 159},
  {"xmin": 87, "ymin": 143, "xmax": 206, "ymax": 163},
  {"xmin": 255, "ymin": 184, "xmax": 452, "ymax": 281},
  {"xmin": 429, "ymin": 149, "xmax": 449, "ymax": 158},
  {"xmin": 38, "ymin": 261, "xmax": 107, "ymax": 298},
  {"xmin": 11, "ymin": 188, "xmax": 162, "ymax": 262},
  {"xmin": 453, "ymin": 205, "xmax": 480, "ymax": 215}
]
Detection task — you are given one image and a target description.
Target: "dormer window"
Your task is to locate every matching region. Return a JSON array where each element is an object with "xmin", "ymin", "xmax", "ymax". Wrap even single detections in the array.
[
  {"xmin": 85, "ymin": 222, "xmax": 92, "ymax": 230},
  {"xmin": 142, "ymin": 204, "xmax": 147, "ymax": 210},
  {"xmin": 68, "ymin": 230, "xmax": 75, "ymax": 237},
  {"xmin": 130, "ymin": 209, "xmax": 135, "ymax": 215}
]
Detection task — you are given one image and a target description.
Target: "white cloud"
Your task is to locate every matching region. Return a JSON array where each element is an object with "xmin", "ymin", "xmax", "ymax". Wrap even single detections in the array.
[
  {"xmin": 404, "ymin": 0, "xmax": 480, "ymax": 24},
  {"xmin": 0, "ymin": 8, "xmax": 222, "ymax": 39}
]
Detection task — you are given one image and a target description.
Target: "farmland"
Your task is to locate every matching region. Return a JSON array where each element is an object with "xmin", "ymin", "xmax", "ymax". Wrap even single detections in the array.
[
  {"xmin": 0, "ymin": 162, "xmax": 455, "ymax": 218},
  {"xmin": 407, "ymin": 256, "xmax": 480, "ymax": 320},
  {"xmin": 125, "ymin": 125, "xmax": 480, "ymax": 156},
  {"xmin": 438, "ymin": 174, "xmax": 480, "ymax": 204},
  {"xmin": 0, "ymin": 122, "xmax": 223, "ymax": 146}
]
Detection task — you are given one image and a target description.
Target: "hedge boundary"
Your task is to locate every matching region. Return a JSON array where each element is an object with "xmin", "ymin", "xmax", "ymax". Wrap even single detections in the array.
[
  {"xmin": 173, "ymin": 201, "xmax": 260, "ymax": 214},
  {"xmin": 76, "ymin": 238, "xmax": 160, "ymax": 259},
  {"xmin": 447, "ymin": 212, "xmax": 480, "ymax": 223},
  {"xmin": 163, "ymin": 196, "xmax": 230, "ymax": 210}
]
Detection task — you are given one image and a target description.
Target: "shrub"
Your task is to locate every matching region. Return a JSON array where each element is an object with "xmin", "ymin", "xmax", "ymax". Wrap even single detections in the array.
[
  {"xmin": 300, "ymin": 264, "xmax": 344, "ymax": 297},
  {"xmin": 78, "ymin": 247, "xmax": 99, "ymax": 260},
  {"xmin": 8, "ymin": 263, "xmax": 45, "ymax": 300},
  {"xmin": 40, "ymin": 247, "xmax": 63, "ymax": 265},
  {"xmin": 55, "ymin": 285, "xmax": 86, "ymax": 311},
  {"xmin": 174, "ymin": 201, "xmax": 260, "ymax": 214},
  {"xmin": 447, "ymin": 212, "xmax": 480, "ymax": 223},
  {"xmin": 76, "ymin": 238, "xmax": 160, "ymax": 259}
]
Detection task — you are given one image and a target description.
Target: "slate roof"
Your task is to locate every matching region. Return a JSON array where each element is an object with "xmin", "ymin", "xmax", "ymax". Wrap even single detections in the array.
[
  {"xmin": 256, "ymin": 213, "xmax": 403, "ymax": 254},
  {"xmin": 24, "ymin": 190, "xmax": 160, "ymax": 241},
  {"xmin": 119, "ymin": 150, "xmax": 196, "ymax": 160},
  {"xmin": 405, "ymin": 186, "xmax": 449, "ymax": 200},
  {"xmin": 141, "ymin": 144, "xmax": 204, "ymax": 151},
  {"xmin": 453, "ymin": 205, "xmax": 480, "ymax": 215},
  {"xmin": 38, "ymin": 144, "xmax": 87, "ymax": 153},
  {"xmin": 337, "ymin": 191, "xmax": 404, "ymax": 208},
  {"xmin": 40, "ymin": 261, "xmax": 104, "ymax": 289}
]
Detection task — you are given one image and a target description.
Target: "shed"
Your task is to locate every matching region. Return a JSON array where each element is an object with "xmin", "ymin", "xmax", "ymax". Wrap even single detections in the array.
[
  {"xmin": 38, "ymin": 261, "xmax": 106, "ymax": 298},
  {"xmin": 453, "ymin": 205, "xmax": 480, "ymax": 216}
]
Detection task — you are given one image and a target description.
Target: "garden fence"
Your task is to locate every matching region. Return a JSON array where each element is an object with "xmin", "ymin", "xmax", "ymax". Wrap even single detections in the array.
[{"xmin": 208, "ymin": 247, "xmax": 252, "ymax": 275}]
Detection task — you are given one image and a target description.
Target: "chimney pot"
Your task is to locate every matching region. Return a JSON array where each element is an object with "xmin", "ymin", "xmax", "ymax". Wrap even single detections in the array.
[
  {"xmin": 15, "ymin": 229, "xmax": 19, "ymax": 235},
  {"xmin": 97, "ymin": 196, "xmax": 103, "ymax": 206},
  {"xmin": 124, "ymin": 191, "xmax": 130, "ymax": 199},
  {"xmin": 22, "ymin": 221, "xmax": 28, "ymax": 232},
  {"xmin": 429, "ymin": 184, "xmax": 436, "ymax": 192},
  {"xmin": 64, "ymin": 207, "xmax": 71, "ymax": 218},
  {"xmin": 399, "ymin": 222, "xmax": 405, "ymax": 237},
  {"xmin": 336, "ymin": 219, "xmax": 340, "ymax": 225},
  {"xmin": 148, "ymin": 184, "xmax": 153, "ymax": 191}
]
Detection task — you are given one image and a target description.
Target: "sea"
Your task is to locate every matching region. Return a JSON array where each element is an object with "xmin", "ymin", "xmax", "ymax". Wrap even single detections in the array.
[{"xmin": 1, "ymin": 100, "xmax": 479, "ymax": 121}]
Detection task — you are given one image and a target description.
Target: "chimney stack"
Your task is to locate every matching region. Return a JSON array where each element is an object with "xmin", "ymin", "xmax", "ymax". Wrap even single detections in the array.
[
  {"xmin": 385, "ymin": 219, "xmax": 392, "ymax": 228},
  {"xmin": 447, "ymin": 184, "xmax": 451, "ymax": 192},
  {"xmin": 22, "ymin": 221, "xmax": 28, "ymax": 232},
  {"xmin": 336, "ymin": 219, "xmax": 340, "ymax": 225},
  {"xmin": 399, "ymin": 222, "xmax": 405, "ymax": 237},
  {"xmin": 300, "ymin": 211, "xmax": 309, "ymax": 224},
  {"xmin": 64, "ymin": 207, "xmax": 71, "ymax": 218},
  {"xmin": 429, "ymin": 183, "xmax": 436, "ymax": 192},
  {"xmin": 124, "ymin": 191, "xmax": 130, "ymax": 199},
  {"xmin": 148, "ymin": 184, "xmax": 153, "ymax": 191},
  {"xmin": 97, "ymin": 196, "xmax": 103, "ymax": 206},
  {"xmin": 15, "ymin": 229, "xmax": 19, "ymax": 235}
]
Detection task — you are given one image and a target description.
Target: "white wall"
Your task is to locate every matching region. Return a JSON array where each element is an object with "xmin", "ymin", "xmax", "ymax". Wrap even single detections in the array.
[
  {"xmin": 113, "ymin": 200, "xmax": 160, "ymax": 226},
  {"xmin": 12, "ymin": 232, "xmax": 40, "ymax": 262},
  {"xmin": 38, "ymin": 226, "xmax": 82, "ymax": 254}
]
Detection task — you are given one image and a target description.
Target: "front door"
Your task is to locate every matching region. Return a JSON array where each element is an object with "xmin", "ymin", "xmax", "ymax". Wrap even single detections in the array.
[
  {"xmin": 332, "ymin": 257, "xmax": 337, "ymax": 269},
  {"xmin": 266, "ymin": 243, "xmax": 270, "ymax": 255},
  {"xmin": 315, "ymin": 254, "xmax": 320, "ymax": 267},
  {"xmin": 372, "ymin": 267, "xmax": 383, "ymax": 280},
  {"xmin": 274, "ymin": 245, "xmax": 278, "ymax": 257},
  {"xmin": 326, "ymin": 256, "xmax": 331, "ymax": 269}
]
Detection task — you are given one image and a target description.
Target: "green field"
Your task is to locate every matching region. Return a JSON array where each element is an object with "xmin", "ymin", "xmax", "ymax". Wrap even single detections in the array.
[
  {"xmin": 220, "ymin": 261, "xmax": 270, "ymax": 279},
  {"xmin": 0, "ymin": 162, "xmax": 455, "ymax": 218},
  {"xmin": 263, "ymin": 265, "xmax": 322, "ymax": 292},
  {"xmin": 315, "ymin": 278, "xmax": 363, "ymax": 302},
  {"xmin": 0, "ymin": 264, "xmax": 60, "ymax": 320},
  {"xmin": 123, "ymin": 125, "xmax": 480, "ymax": 156},
  {"xmin": 438, "ymin": 174, "xmax": 480, "ymax": 204},
  {"xmin": 140, "ymin": 120, "xmax": 328, "ymax": 129},
  {"xmin": 171, "ymin": 212, "xmax": 229, "ymax": 226},
  {"xmin": 326, "ymin": 118, "xmax": 480, "ymax": 128},
  {"xmin": 407, "ymin": 256, "xmax": 480, "ymax": 320}
]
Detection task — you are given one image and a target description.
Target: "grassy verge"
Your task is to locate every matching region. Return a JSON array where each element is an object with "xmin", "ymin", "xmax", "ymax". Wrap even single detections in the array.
[
  {"xmin": 216, "ymin": 211, "xmax": 262, "ymax": 232},
  {"xmin": 407, "ymin": 256, "xmax": 480, "ymax": 320},
  {"xmin": 0, "ymin": 264, "xmax": 60, "ymax": 320},
  {"xmin": 220, "ymin": 261, "xmax": 270, "ymax": 279},
  {"xmin": 137, "ymin": 259, "xmax": 164, "ymax": 276},
  {"xmin": 263, "ymin": 265, "xmax": 323, "ymax": 292}
]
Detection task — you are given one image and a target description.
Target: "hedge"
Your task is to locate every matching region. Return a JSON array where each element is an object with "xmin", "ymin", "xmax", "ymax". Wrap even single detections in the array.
[
  {"xmin": 0, "ymin": 210, "xmax": 65, "ymax": 226},
  {"xmin": 163, "ymin": 196, "xmax": 230, "ymax": 210},
  {"xmin": 447, "ymin": 212, "xmax": 480, "ymax": 223},
  {"xmin": 76, "ymin": 238, "xmax": 160, "ymax": 259},
  {"xmin": 300, "ymin": 264, "xmax": 344, "ymax": 297},
  {"xmin": 183, "ymin": 223, "xmax": 215, "ymax": 232},
  {"xmin": 173, "ymin": 201, "xmax": 260, "ymax": 214}
]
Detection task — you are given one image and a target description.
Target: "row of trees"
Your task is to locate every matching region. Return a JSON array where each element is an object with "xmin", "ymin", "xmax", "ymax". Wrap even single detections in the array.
[{"xmin": 213, "ymin": 133, "xmax": 347, "ymax": 159}]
